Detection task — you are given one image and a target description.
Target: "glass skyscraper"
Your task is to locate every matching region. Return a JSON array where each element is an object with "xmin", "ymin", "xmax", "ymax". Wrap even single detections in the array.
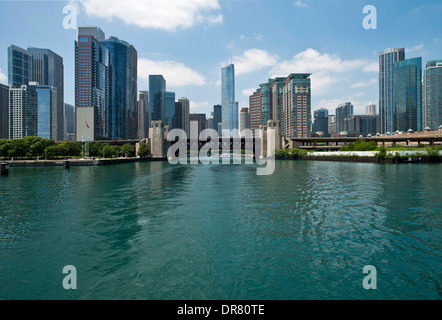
[
  {"xmin": 220, "ymin": 64, "xmax": 238, "ymax": 135},
  {"xmin": 28, "ymin": 47, "xmax": 64, "ymax": 141},
  {"xmin": 379, "ymin": 47, "xmax": 405, "ymax": 134},
  {"xmin": 393, "ymin": 57, "xmax": 422, "ymax": 132},
  {"xmin": 75, "ymin": 26, "xmax": 109, "ymax": 141},
  {"xmin": 165, "ymin": 91, "xmax": 176, "ymax": 129},
  {"xmin": 335, "ymin": 102, "xmax": 354, "ymax": 134},
  {"xmin": 424, "ymin": 60, "xmax": 442, "ymax": 130},
  {"xmin": 0, "ymin": 84, "xmax": 9, "ymax": 139},
  {"xmin": 9, "ymin": 84, "xmax": 38, "ymax": 139},
  {"xmin": 149, "ymin": 75, "xmax": 166, "ymax": 127},
  {"xmin": 8, "ymin": 45, "xmax": 33, "ymax": 87},
  {"xmin": 102, "ymin": 36, "xmax": 138, "ymax": 140},
  {"xmin": 36, "ymin": 85, "xmax": 57, "ymax": 140},
  {"xmin": 312, "ymin": 108, "xmax": 329, "ymax": 136}
]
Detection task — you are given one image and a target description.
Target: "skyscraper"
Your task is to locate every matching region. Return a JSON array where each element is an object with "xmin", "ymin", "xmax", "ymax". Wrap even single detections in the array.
[
  {"xmin": 271, "ymin": 77, "xmax": 285, "ymax": 135},
  {"xmin": 101, "ymin": 36, "xmax": 137, "ymax": 140},
  {"xmin": 173, "ymin": 101, "xmax": 183, "ymax": 131},
  {"xmin": 75, "ymin": 26, "xmax": 109, "ymax": 141},
  {"xmin": 0, "ymin": 84, "xmax": 9, "ymax": 139},
  {"xmin": 283, "ymin": 73, "xmax": 311, "ymax": 138},
  {"xmin": 189, "ymin": 113, "xmax": 206, "ymax": 138},
  {"xmin": 249, "ymin": 88, "xmax": 262, "ymax": 136},
  {"xmin": 365, "ymin": 102, "xmax": 377, "ymax": 116},
  {"xmin": 165, "ymin": 91, "xmax": 176, "ymax": 128},
  {"xmin": 28, "ymin": 47, "xmax": 64, "ymax": 141},
  {"xmin": 9, "ymin": 84, "xmax": 38, "ymax": 139},
  {"xmin": 213, "ymin": 104, "xmax": 222, "ymax": 134},
  {"xmin": 149, "ymin": 75, "xmax": 166, "ymax": 127},
  {"xmin": 8, "ymin": 45, "xmax": 33, "ymax": 87},
  {"xmin": 379, "ymin": 47, "xmax": 405, "ymax": 134},
  {"xmin": 220, "ymin": 64, "xmax": 238, "ymax": 135},
  {"xmin": 424, "ymin": 60, "xmax": 442, "ymax": 130},
  {"xmin": 336, "ymin": 102, "xmax": 354, "ymax": 134},
  {"xmin": 393, "ymin": 57, "xmax": 422, "ymax": 132},
  {"xmin": 239, "ymin": 107, "xmax": 250, "ymax": 136},
  {"xmin": 36, "ymin": 85, "xmax": 58, "ymax": 140},
  {"xmin": 178, "ymin": 97, "xmax": 190, "ymax": 137},
  {"xmin": 138, "ymin": 91, "xmax": 149, "ymax": 139},
  {"xmin": 64, "ymin": 103, "xmax": 75, "ymax": 140},
  {"xmin": 312, "ymin": 108, "xmax": 329, "ymax": 136}
]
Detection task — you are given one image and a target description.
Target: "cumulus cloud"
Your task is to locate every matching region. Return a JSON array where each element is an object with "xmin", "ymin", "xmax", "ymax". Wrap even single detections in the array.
[
  {"xmin": 76, "ymin": 0, "xmax": 222, "ymax": 31},
  {"xmin": 351, "ymin": 78, "xmax": 377, "ymax": 88},
  {"xmin": 0, "ymin": 68, "xmax": 7, "ymax": 84},
  {"xmin": 189, "ymin": 101, "xmax": 211, "ymax": 114},
  {"xmin": 405, "ymin": 44, "xmax": 424, "ymax": 53},
  {"xmin": 294, "ymin": 1, "xmax": 308, "ymax": 8},
  {"xmin": 138, "ymin": 58, "xmax": 206, "ymax": 87},
  {"xmin": 230, "ymin": 49, "xmax": 279, "ymax": 75},
  {"xmin": 242, "ymin": 87, "xmax": 257, "ymax": 97}
]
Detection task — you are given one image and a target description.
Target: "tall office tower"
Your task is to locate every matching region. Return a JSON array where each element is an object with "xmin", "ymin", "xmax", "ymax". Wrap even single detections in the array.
[
  {"xmin": 282, "ymin": 73, "xmax": 312, "ymax": 138},
  {"xmin": 260, "ymin": 80, "xmax": 272, "ymax": 125},
  {"xmin": 379, "ymin": 47, "xmax": 405, "ymax": 133},
  {"xmin": 213, "ymin": 104, "xmax": 222, "ymax": 134},
  {"xmin": 165, "ymin": 91, "xmax": 176, "ymax": 128},
  {"xmin": 28, "ymin": 47, "xmax": 64, "ymax": 141},
  {"xmin": 9, "ymin": 84, "xmax": 38, "ymax": 139},
  {"xmin": 178, "ymin": 97, "xmax": 190, "ymax": 136},
  {"xmin": 189, "ymin": 113, "xmax": 206, "ymax": 138},
  {"xmin": 64, "ymin": 103, "xmax": 75, "ymax": 140},
  {"xmin": 335, "ymin": 102, "xmax": 354, "ymax": 134},
  {"xmin": 328, "ymin": 115, "xmax": 337, "ymax": 135},
  {"xmin": 0, "ymin": 84, "xmax": 9, "ymax": 139},
  {"xmin": 249, "ymin": 88, "xmax": 262, "ymax": 136},
  {"xmin": 101, "ymin": 36, "xmax": 137, "ymax": 140},
  {"xmin": 366, "ymin": 102, "xmax": 377, "ymax": 116},
  {"xmin": 424, "ymin": 60, "xmax": 442, "ymax": 130},
  {"xmin": 173, "ymin": 101, "xmax": 183, "ymax": 130},
  {"xmin": 271, "ymin": 77, "xmax": 285, "ymax": 134},
  {"xmin": 344, "ymin": 115, "xmax": 378, "ymax": 136},
  {"xmin": 239, "ymin": 107, "xmax": 250, "ymax": 136},
  {"xmin": 149, "ymin": 75, "xmax": 166, "ymax": 127},
  {"xmin": 35, "ymin": 85, "xmax": 58, "ymax": 140},
  {"xmin": 220, "ymin": 64, "xmax": 239, "ymax": 135},
  {"xmin": 393, "ymin": 57, "xmax": 422, "ymax": 132},
  {"xmin": 75, "ymin": 26, "xmax": 109, "ymax": 141},
  {"xmin": 312, "ymin": 108, "xmax": 329, "ymax": 136},
  {"xmin": 8, "ymin": 45, "xmax": 33, "ymax": 87},
  {"xmin": 137, "ymin": 91, "xmax": 149, "ymax": 139},
  {"xmin": 207, "ymin": 117, "xmax": 214, "ymax": 130}
]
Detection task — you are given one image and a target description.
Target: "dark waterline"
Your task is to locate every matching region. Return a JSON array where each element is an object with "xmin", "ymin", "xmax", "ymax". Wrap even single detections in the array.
[{"xmin": 0, "ymin": 161, "xmax": 441, "ymax": 299}]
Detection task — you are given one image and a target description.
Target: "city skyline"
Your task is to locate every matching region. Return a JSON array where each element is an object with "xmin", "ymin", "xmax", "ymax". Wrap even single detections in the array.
[{"xmin": 0, "ymin": 0, "xmax": 441, "ymax": 118}]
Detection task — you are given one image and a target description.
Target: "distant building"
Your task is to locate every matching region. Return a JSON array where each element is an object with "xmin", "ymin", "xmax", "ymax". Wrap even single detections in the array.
[
  {"xmin": 137, "ymin": 91, "xmax": 149, "ymax": 139},
  {"xmin": 8, "ymin": 45, "xmax": 33, "ymax": 87},
  {"xmin": 64, "ymin": 103, "xmax": 75, "ymax": 140},
  {"xmin": 178, "ymin": 97, "xmax": 190, "ymax": 136},
  {"xmin": 35, "ymin": 85, "xmax": 58, "ymax": 140},
  {"xmin": 271, "ymin": 77, "xmax": 285, "ymax": 134},
  {"xmin": 249, "ymin": 88, "xmax": 262, "ymax": 137},
  {"xmin": 9, "ymin": 84, "xmax": 38, "ymax": 139},
  {"xmin": 239, "ymin": 107, "xmax": 250, "ymax": 136},
  {"xmin": 213, "ymin": 104, "xmax": 222, "ymax": 135},
  {"xmin": 336, "ymin": 102, "xmax": 354, "ymax": 134},
  {"xmin": 165, "ymin": 91, "xmax": 175, "ymax": 129},
  {"xmin": 424, "ymin": 60, "xmax": 442, "ymax": 130},
  {"xmin": 220, "ymin": 64, "xmax": 238, "ymax": 135},
  {"xmin": 189, "ymin": 113, "xmax": 206, "ymax": 138},
  {"xmin": 312, "ymin": 108, "xmax": 329, "ymax": 136},
  {"xmin": 328, "ymin": 115, "xmax": 336, "ymax": 135},
  {"xmin": 365, "ymin": 102, "xmax": 377, "ymax": 116},
  {"xmin": 173, "ymin": 101, "xmax": 183, "ymax": 131},
  {"xmin": 393, "ymin": 57, "xmax": 422, "ymax": 132},
  {"xmin": 344, "ymin": 115, "xmax": 378, "ymax": 136},
  {"xmin": 0, "ymin": 84, "xmax": 9, "ymax": 139},
  {"xmin": 379, "ymin": 47, "xmax": 405, "ymax": 133}
]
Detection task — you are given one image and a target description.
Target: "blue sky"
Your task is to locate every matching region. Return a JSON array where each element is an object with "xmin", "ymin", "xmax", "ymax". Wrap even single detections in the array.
[{"xmin": 0, "ymin": 0, "xmax": 441, "ymax": 117}]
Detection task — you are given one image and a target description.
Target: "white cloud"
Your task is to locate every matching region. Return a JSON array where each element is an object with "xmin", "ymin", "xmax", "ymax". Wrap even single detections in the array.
[
  {"xmin": 242, "ymin": 87, "xmax": 257, "ymax": 97},
  {"xmin": 189, "ymin": 101, "xmax": 211, "ymax": 114},
  {"xmin": 0, "ymin": 68, "xmax": 7, "ymax": 84},
  {"xmin": 362, "ymin": 61, "xmax": 378, "ymax": 73},
  {"xmin": 138, "ymin": 58, "xmax": 206, "ymax": 87},
  {"xmin": 294, "ymin": 1, "xmax": 308, "ymax": 8},
  {"xmin": 231, "ymin": 49, "xmax": 279, "ymax": 75},
  {"xmin": 270, "ymin": 48, "xmax": 377, "ymax": 93},
  {"xmin": 77, "ymin": 0, "xmax": 222, "ymax": 31},
  {"xmin": 316, "ymin": 99, "xmax": 370, "ymax": 115},
  {"xmin": 351, "ymin": 78, "xmax": 377, "ymax": 88},
  {"xmin": 405, "ymin": 44, "xmax": 424, "ymax": 53}
]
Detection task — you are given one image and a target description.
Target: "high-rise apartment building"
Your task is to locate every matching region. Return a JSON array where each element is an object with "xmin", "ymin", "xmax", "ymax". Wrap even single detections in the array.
[
  {"xmin": 189, "ymin": 113, "xmax": 206, "ymax": 138},
  {"xmin": 365, "ymin": 102, "xmax": 377, "ymax": 116},
  {"xmin": 8, "ymin": 45, "xmax": 33, "ymax": 87},
  {"xmin": 9, "ymin": 84, "xmax": 38, "ymax": 139},
  {"xmin": 137, "ymin": 91, "xmax": 149, "ymax": 139},
  {"xmin": 0, "ymin": 84, "xmax": 9, "ymax": 139},
  {"xmin": 379, "ymin": 47, "xmax": 405, "ymax": 133},
  {"xmin": 249, "ymin": 88, "xmax": 262, "ymax": 136},
  {"xmin": 393, "ymin": 57, "xmax": 422, "ymax": 132},
  {"xmin": 220, "ymin": 64, "xmax": 238, "ymax": 135},
  {"xmin": 213, "ymin": 104, "xmax": 222, "ymax": 134},
  {"xmin": 101, "ymin": 36, "xmax": 138, "ymax": 140},
  {"xmin": 173, "ymin": 101, "xmax": 183, "ymax": 132},
  {"xmin": 424, "ymin": 60, "xmax": 442, "ymax": 130},
  {"xmin": 335, "ymin": 102, "xmax": 354, "ymax": 134},
  {"xmin": 165, "ymin": 91, "xmax": 176, "ymax": 129},
  {"xmin": 239, "ymin": 107, "xmax": 250, "ymax": 137},
  {"xmin": 75, "ymin": 26, "xmax": 109, "ymax": 141},
  {"xmin": 271, "ymin": 77, "xmax": 285, "ymax": 135},
  {"xmin": 64, "ymin": 103, "xmax": 75, "ymax": 140},
  {"xmin": 35, "ymin": 85, "xmax": 58, "ymax": 140},
  {"xmin": 178, "ymin": 97, "xmax": 190, "ymax": 137}
]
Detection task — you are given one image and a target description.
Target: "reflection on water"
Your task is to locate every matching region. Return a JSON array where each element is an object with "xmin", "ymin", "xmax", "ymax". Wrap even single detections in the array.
[{"xmin": 0, "ymin": 161, "xmax": 441, "ymax": 299}]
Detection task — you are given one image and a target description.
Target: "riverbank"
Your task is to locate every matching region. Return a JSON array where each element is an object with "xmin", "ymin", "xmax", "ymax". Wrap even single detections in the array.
[{"xmin": 3, "ymin": 157, "xmax": 167, "ymax": 167}]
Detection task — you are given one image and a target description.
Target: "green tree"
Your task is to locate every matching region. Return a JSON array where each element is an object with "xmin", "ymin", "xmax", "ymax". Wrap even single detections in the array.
[
  {"xmin": 120, "ymin": 143, "xmax": 135, "ymax": 157},
  {"xmin": 137, "ymin": 142, "xmax": 150, "ymax": 158}
]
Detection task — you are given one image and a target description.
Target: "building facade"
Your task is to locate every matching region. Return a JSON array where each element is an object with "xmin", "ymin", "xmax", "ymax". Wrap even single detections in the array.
[
  {"xmin": 64, "ymin": 103, "xmax": 75, "ymax": 140},
  {"xmin": 137, "ymin": 91, "xmax": 149, "ymax": 139},
  {"xmin": 239, "ymin": 107, "xmax": 250, "ymax": 136},
  {"xmin": 344, "ymin": 115, "xmax": 378, "ymax": 136},
  {"xmin": 379, "ymin": 47, "xmax": 405, "ymax": 134},
  {"xmin": 213, "ymin": 104, "xmax": 222, "ymax": 135},
  {"xmin": 393, "ymin": 57, "xmax": 422, "ymax": 132},
  {"xmin": 165, "ymin": 91, "xmax": 176, "ymax": 129},
  {"xmin": 335, "ymin": 102, "xmax": 354, "ymax": 134},
  {"xmin": 0, "ymin": 84, "xmax": 9, "ymax": 139},
  {"xmin": 75, "ymin": 26, "xmax": 109, "ymax": 141},
  {"xmin": 365, "ymin": 102, "xmax": 377, "ymax": 116},
  {"xmin": 149, "ymin": 75, "xmax": 166, "ymax": 128},
  {"xmin": 8, "ymin": 45, "xmax": 33, "ymax": 87},
  {"xmin": 35, "ymin": 85, "xmax": 57, "ymax": 140},
  {"xmin": 424, "ymin": 60, "xmax": 442, "ymax": 130},
  {"xmin": 178, "ymin": 97, "xmax": 190, "ymax": 137},
  {"xmin": 9, "ymin": 84, "xmax": 38, "ymax": 139},
  {"xmin": 312, "ymin": 108, "xmax": 329, "ymax": 136},
  {"xmin": 220, "ymin": 64, "xmax": 239, "ymax": 135}
]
